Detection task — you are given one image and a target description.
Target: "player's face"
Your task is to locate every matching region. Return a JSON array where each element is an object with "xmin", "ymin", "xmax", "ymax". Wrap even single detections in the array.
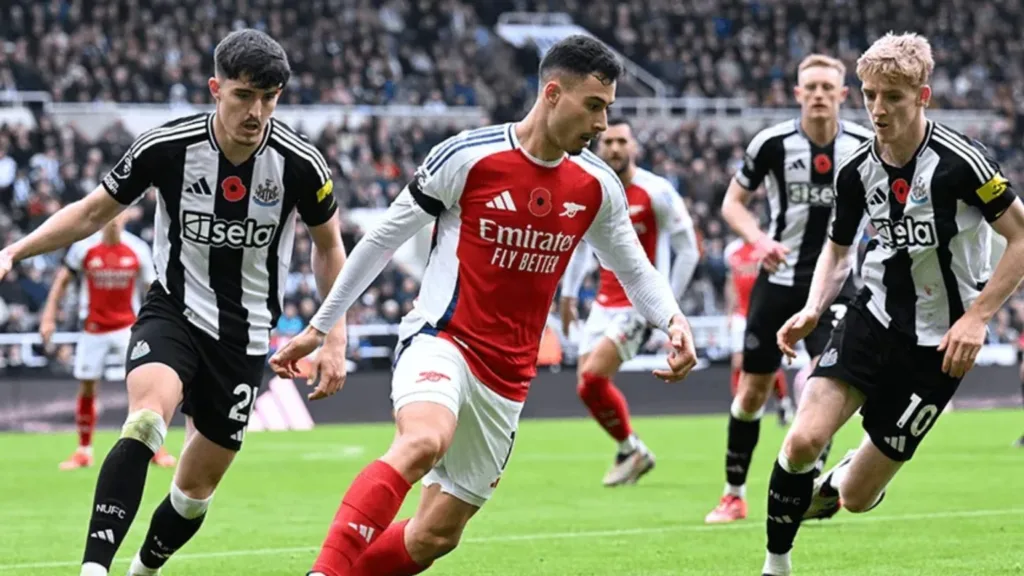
[
  {"xmin": 596, "ymin": 123, "xmax": 636, "ymax": 174},
  {"xmin": 794, "ymin": 66, "xmax": 848, "ymax": 121},
  {"xmin": 547, "ymin": 74, "xmax": 615, "ymax": 155},
  {"xmin": 861, "ymin": 75, "xmax": 931, "ymax": 144},
  {"xmin": 209, "ymin": 75, "xmax": 282, "ymax": 147}
]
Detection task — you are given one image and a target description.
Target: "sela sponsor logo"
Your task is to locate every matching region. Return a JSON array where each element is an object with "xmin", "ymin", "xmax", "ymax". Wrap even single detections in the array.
[
  {"xmin": 871, "ymin": 216, "xmax": 937, "ymax": 249},
  {"xmin": 787, "ymin": 183, "xmax": 834, "ymax": 206},
  {"xmin": 182, "ymin": 210, "xmax": 277, "ymax": 248},
  {"xmin": 478, "ymin": 218, "xmax": 577, "ymax": 274}
]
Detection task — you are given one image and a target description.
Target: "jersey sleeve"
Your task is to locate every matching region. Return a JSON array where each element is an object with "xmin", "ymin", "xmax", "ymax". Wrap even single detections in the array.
[
  {"xmin": 735, "ymin": 129, "xmax": 779, "ymax": 191},
  {"xmin": 407, "ymin": 132, "xmax": 485, "ymax": 217},
  {"xmin": 650, "ymin": 180, "xmax": 693, "ymax": 236},
  {"xmin": 953, "ymin": 138, "xmax": 1017, "ymax": 222},
  {"xmin": 62, "ymin": 239, "xmax": 88, "ymax": 274},
  {"xmin": 829, "ymin": 157, "xmax": 868, "ymax": 246},
  {"xmin": 293, "ymin": 145, "xmax": 339, "ymax": 227},
  {"xmin": 101, "ymin": 131, "xmax": 165, "ymax": 206},
  {"xmin": 126, "ymin": 234, "xmax": 157, "ymax": 285}
]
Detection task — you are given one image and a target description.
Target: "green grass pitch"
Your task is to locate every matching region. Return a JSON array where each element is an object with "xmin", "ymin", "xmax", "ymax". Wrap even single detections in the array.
[{"xmin": 1, "ymin": 410, "xmax": 1021, "ymax": 575}]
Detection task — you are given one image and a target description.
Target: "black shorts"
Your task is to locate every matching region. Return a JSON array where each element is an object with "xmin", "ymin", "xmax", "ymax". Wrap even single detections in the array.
[
  {"xmin": 125, "ymin": 286, "xmax": 267, "ymax": 451},
  {"xmin": 742, "ymin": 273, "xmax": 856, "ymax": 374},
  {"xmin": 811, "ymin": 302, "xmax": 961, "ymax": 462}
]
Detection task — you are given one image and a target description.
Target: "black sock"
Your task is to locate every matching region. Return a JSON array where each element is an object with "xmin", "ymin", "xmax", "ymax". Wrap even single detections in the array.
[
  {"xmin": 766, "ymin": 458, "xmax": 816, "ymax": 554},
  {"xmin": 726, "ymin": 415, "xmax": 761, "ymax": 488},
  {"xmin": 813, "ymin": 439, "xmax": 833, "ymax": 478},
  {"xmin": 138, "ymin": 495, "xmax": 207, "ymax": 568},
  {"xmin": 82, "ymin": 438, "xmax": 154, "ymax": 568}
]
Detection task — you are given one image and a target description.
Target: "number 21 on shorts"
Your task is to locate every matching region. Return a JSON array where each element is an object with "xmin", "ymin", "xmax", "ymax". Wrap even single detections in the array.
[{"xmin": 228, "ymin": 383, "xmax": 258, "ymax": 423}]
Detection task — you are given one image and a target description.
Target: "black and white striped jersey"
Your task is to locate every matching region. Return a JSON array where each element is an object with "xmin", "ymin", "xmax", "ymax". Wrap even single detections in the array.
[
  {"xmin": 100, "ymin": 113, "xmax": 338, "ymax": 355},
  {"xmin": 829, "ymin": 120, "xmax": 1017, "ymax": 346},
  {"xmin": 736, "ymin": 118, "xmax": 874, "ymax": 287}
]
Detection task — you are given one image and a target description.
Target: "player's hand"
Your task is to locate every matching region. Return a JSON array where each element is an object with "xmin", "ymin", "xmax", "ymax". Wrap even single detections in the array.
[
  {"xmin": 0, "ymin": 247, "xmax": 13, "ymax": 282},
  {"xmin": 269, "ymin": 325, "xmax": 323, "ymax": 380},
  {"xmin": 755, "ymin": 236, "xmax": 790, "ymax": 274},
  {"xmin": 938, "ymin": 312, "xmax": 986, "ymax": 378},
  {"xmin": 559, "ymin": 296, "xmax": 578, "ymax": 337},
  {"xmin": 653, "ymin": 314, "xmax": 698, "ymax": 382},
  {"xmin": 306, "ymin": 331, "xmax": 348, "ymax": 401},
  {"xmin": 777, "ymin": 308, "xmax": 819, "ymax": 362},
  {"xmin": 39, "ymin": 317, "xmax": 56, "ymax": 348}
]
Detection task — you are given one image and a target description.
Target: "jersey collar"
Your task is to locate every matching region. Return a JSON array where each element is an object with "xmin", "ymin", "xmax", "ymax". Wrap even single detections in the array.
[
  {"xmin": 869, "ymin": 120, "xmax": 934, "ymax": 165},
  {"xmin": 509, "ymin": 122, "xmax": 566, "ymax": 168}
]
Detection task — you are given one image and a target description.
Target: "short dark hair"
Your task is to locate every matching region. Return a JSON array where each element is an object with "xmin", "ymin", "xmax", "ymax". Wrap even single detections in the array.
[
  {"xmin": 538, "ymin": 35, "xmax": 622, "ymax": 85},
  {"xmin": 607, "ymin": 116, "xmax": 632, "ymax": 131},
  {"xmin": 214, "ymin": 29, "xmax": 291, "ymax": 90}
]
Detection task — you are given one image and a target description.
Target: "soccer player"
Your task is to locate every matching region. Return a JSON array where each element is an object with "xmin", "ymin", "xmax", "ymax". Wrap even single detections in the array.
[
  {"xmin": 269, "ymin": 35, "xmax": 698, "ymax": 576},
  {"xmin": 557, "ymin": 117, "xmax": 699, "ymax": 486},
  {"xmin": 764, "ymin": 32, "xmax": 1024, "ymax": 576},
  {"xmin": 0, "ymin": 30, "xmax": 348, "ymax": 576},
  {"xmin": 723, "ymin": 238, "xmax": 794, "ymax": 427},
  {"xmin": 708, "ymin": 53, "xmax": 873, "ymax": 524},
  {"xmin": 39, "ymin": 213, "xmax": 177, "ymax": 470}
]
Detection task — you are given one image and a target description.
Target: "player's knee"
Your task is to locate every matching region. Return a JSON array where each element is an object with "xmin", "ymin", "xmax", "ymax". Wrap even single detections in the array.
[
  {"xmin": 170, "ymin": 482, "xmax": 214, "ymax": 519},
  {"xmin": 736, "ymin": 373, "xmax": 772, "ymax": 413},
  {"xmin": 781, "ymin": 428, "xmax": 829, "ymax": 467},
  {"xmin": 407, "ymin": 522, "xmax": 463, "ymax": 560},
  {"xmin": 393, "ymin": 432, "xmax": 448, "ymax": 476},
  {"xmin": 121, "ymin": 408, "xmax": 167, "ymax": 454},
  {"xmin": 577, "ymin": 371, "xmax": 610, "ymax": 400},
  {"xmin": 838, "ymin": 484, "xmax": 882, "ymax": 513}
]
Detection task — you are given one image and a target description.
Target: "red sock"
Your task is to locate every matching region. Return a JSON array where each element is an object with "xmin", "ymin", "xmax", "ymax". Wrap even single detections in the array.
[
  {"xmin": 730, "ymin": 367, "xmax": 741, "ymax": 397},
  {"xmin": 313, "ymin": 460, "xmax": 412, "ymax": 576},
  {"xmin": 577, "ymin": 372, "xmax": 632, "ymax": 442},
  {"xmin": 76, "ymin": 394, "xmax": 96, "ymax": 448},
  {"xmin": 351, "ymin": 520, "xmax": 429, "ymax": 576},
  {"xmin": 773, "ymin": 369, "xmax": 788, "ymax": 400}
]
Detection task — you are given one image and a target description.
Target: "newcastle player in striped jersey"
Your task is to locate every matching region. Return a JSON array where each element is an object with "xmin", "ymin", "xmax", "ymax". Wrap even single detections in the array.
[
  {"xmin": 708, "ymin": 54, "xmax": 873, "ymax": 525},
  {"xmin": 764, "ymin": 33, "xmax": 1024, "ymax": 576},
  {"xmin": 0, "ymin": 30, "xmax": 347, "ymax": 576}
]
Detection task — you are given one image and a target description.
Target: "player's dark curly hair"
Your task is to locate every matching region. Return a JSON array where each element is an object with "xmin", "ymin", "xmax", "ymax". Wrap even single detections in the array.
[
  {"xmin": 214, "ymin": 29, "xmax": 291, "ymax": 90},
  {"xmin": 539, "ymin": 35, "xmax": 623, "ymax": 85}
]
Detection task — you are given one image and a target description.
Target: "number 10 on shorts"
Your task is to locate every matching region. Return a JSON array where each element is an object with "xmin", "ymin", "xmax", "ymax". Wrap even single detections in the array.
[{"xmin": 896, "ymin": 393, "xmax": 939, "ymax": 437}]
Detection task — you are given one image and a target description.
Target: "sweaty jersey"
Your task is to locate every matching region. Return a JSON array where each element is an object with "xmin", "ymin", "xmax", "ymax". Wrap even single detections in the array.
[
  {"xmin": 310, "ymin": 123, "xmax": 681, "ymax": 403},
  {"xmin": 830, "ymin": 120, "xmax": 1017, "ymax": 346},
  {"xmin": 100, "ymin": 113, "xmax": 338, "ymax": 355},
  {"xmin": 596, "ymin": 167, "xmax": 694, "ymax": 308},
  {"xmin": 64, "ymin": 231, "xmax": 155, "ymax": 333},
  {"xmin": 724, "ymin": 238, "xmax": 760, "ymax": 317},
  {"xmin": 737, "ymin": 119, "xmax": 873, "ymax": 287}
]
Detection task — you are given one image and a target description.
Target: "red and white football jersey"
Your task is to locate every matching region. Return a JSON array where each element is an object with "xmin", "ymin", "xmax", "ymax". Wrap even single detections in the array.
[
  {"xmin": 725, "ymin": 238, "xmax": 761, "ymax": 318},
  {"xmin": 596, "ymin": 167, "xmax": 692, "ymax": 308},
  {"xmin": 399, "ymin": 124, "xmax": 653, "ymax": 402},
  {"xmin": 64, "ymin": 231, "xmax": 155, "ymax": 333}
]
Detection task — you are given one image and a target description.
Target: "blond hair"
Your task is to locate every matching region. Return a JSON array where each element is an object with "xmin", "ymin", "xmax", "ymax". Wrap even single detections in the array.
[
  {"xmin": 798, "ymin": 54, "xmax": 846, "ymax": 78},
  {"xmin": 856, "ymin": 32, "xmax": 934, "ymax": 87}
]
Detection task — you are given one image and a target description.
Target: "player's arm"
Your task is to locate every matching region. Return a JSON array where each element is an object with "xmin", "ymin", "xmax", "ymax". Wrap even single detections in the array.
[
  {"xmin": 39, "ymin": 265, "xmax": 74, "ymax": 346},
  {"xmin": 723, "ymin": 267, "xmax": 737, "ymax": 316},
  {"xmin": 655, "ymin": 186, "xmax": 699, "ymax": 300},
  {"xmin": 560, "ymin": 241, "xmax": 593, "ymax": 299},
  {"xmin": 802, "ymin": 160, "xmax": 866, "ymax": 319},
  {"xmin": 721, "ymin": 132, "xmax": 776, "ymax": 244}
]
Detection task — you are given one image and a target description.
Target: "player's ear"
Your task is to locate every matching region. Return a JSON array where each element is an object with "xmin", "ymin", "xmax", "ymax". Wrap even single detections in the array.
[
  {"xmin": 839, "ymin": 85, "xmax": 850, "ymax": 103},
  {"xmin": 793, "ymin": 84, "xmax": 802, "ymax": 102},
  {"xmin": 543, "ymin": 80, "xmax": 562, "ymax": 105},
  {"xmin": 208, "ymin": 77, "xmax": 221, "ymax": 101},
  {"xmin": 918, "ymin": 85, "xmax": 932, "ymax": 108}
]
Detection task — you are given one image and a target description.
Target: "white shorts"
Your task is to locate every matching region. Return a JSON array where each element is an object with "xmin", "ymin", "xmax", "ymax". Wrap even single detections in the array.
[
  {"xmin": 392, "ymin": 334, "xmax": 524, "ymax": 508},
  {"xmin": 578, "ymin": 303, "xmax": 649, "ymax": 362},
  {"xmin": 730, "ymin": 315, "xmax": 747, "ymax": 354},
  {"xmin": 73, "ymin": 326, "xmax": 131, "ymax": 381}
]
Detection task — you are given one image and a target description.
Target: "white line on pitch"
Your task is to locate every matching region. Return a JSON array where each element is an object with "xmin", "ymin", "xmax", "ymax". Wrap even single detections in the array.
[{"xmin": 0, "ymin": 507, "xmax": 1020, "ymax": 571}]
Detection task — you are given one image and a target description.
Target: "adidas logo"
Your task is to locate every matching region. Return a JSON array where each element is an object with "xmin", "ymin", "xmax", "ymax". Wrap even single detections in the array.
[
  {"xmin": 230, "ymin": 429, "xmax": 246, "ymax": 443},
  {"xmin": 348, "ymin": 522, "xmax": 375, "ymax": 543},
  {"xmin": 130, "ymin": 340, "xmax": 150, "ymax": 361},
  {"xmin": 90, "ymin": 529, "xmax": 116, "ymax": 543},
  {"xmin": 868, "ymin": 186, "xmax": 887, "ymax": 208},
  {"xmin": 185, "ymin": 177, "xmax": 213, "ymax": 196},
  {"xmin": 767, "ymin": 514, "xmax": 794, "ymax": 524},
  {"xmin": 485, "ymin": 191, "xmax": 517, "ymax": 211},
  {"xmin": 246, "ymin": 377, "xmax": 316, "ymax": 434},
  {"xmin": 788, "ymin": 159, "xmax": 807, "ymax": 171},
  {"xmin": 883, "ymin": 435, "xmax": 906, "ymax": 453}
]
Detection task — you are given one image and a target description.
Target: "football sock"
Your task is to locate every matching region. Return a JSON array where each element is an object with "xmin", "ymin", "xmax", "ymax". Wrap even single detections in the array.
[
  {"xmin": 312, "ymin": 460, "xmax": 412, "ymax": 575},
  {"xmin": 730, "ymin": 367, "xmax": 741, "ymax": 396},
  {"xmin": 617, "ymin": 433, "xmax": 640, "ymax": 455},
  {"xmin": 765, "ymin": 453, "xmax": 816, "ymax": 555},
  {"xmin": 351, "ymin": 520, "xmax": 429, "ymax": 576},
  {"xmin": 773, "ymin": 369, "xmax": 788, "ymax": 399},
  {"xmin": 136, "ymin": 483, "xmax": 212, "ymax": 569},
  {"xmin": 725, "ymin": 397, "xmax": 762, "ymax": 492},
  {"xmin": 577, "ymin": 372, "xmax": 633, "ymax": 442},
  {"xmin": 82, "ymin": 409, "xmax": 165, "ymax": 570},
  {"xmin": 77, "ymin": 393, "xmax": 96, "ymax": 449}
]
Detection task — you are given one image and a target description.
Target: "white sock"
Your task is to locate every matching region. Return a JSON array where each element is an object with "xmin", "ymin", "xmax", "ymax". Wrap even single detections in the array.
[
  {"xmin": 618, "ymin": 434, "xmax": 639, "ymax": 454},
  {"xmin": 80, "ymin": 562, "xmax": 108, "ymax": 576},
  {"xmin": 829, "ymin": 458, "xmax": 852, "ymax": 491},
  {"xmin": 725, "ymin": 482, "xmax": 746, "ymax": 498},
  {"xmin": 78, "ymin": 445, "xmax": 94, "ymax": 456},
  {"xmin": 730, "ymin": 397, "xmax": 764, "ymax": 421},
  {"xmin": 778, "ymin": 452, "xmax": 817, "ymax": 475},
  {"xmin": 128, "ymin": 554, "xmax": 160, "ymax": 575},
  {"xmin": 762, "ymin": 551, "xmax": 792, "ymax": 575}
]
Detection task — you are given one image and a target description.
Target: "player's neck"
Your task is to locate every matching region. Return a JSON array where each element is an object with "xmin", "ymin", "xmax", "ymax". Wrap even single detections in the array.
[
  {"xmin": 515, "ymin": 112, "xmax": 567, "ymax": 162},
  {"xmin": 102, "ymin": 228, "xmax": 120, "ymax": 245},
  {"xmin": 212, "ymin": 115, "xmax": 260, "ymax": 166},
  {"xmin": 800, "ymin": 116, "xmax": 838, "ymax": 147},
  {"xmin": 878, "ymin": 115, "xmax": 928, "ymax": 168},
  {"xmin": 618, "ymin": 164, "xmax": 636, "ymax": 188}
]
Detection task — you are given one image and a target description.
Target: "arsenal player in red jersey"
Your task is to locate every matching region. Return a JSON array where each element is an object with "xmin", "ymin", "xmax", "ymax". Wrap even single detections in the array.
[{"xmin": 40, "ymin": 213, "xmax": 177, "ymax": 470}]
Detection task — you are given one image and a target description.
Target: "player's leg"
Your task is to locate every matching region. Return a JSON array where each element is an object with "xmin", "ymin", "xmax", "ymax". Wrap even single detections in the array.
[
  {"xmin": 802, "ymin": 301, "xmax": 851, "ymax": 476},
  {"xmin": 310, "ymin": 335, "xmax": 464, "ymax": 575},
  {"xmin": 576, "ymin": 308, "xmax": 653, "ymax": 486},
  {"xmin": 1017, "ymin": 352, "xmax": 1024, "ymax": 447},
  {"xmin": 113, "ymin": 325, "xmax": 178, "ymax": 469},
  {"xmin": 63, "ymin": 331, "xmax": 106, "ymax": 469},
  {"xmin": 707, "ymin": 278, "xmax": 787, "ymax": 524},
  {"xmin": 773, "ymin": 369, "xmax": 794, "ymax": 427}
]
